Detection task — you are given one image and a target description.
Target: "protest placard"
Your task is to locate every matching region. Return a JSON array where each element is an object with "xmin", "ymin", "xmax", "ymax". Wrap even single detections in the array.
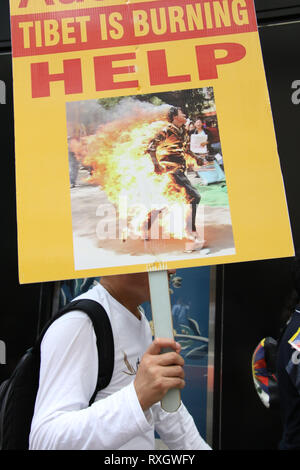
[{"xmin": 9, "ymin": 0, "xmax": 294, "ymax": 283}]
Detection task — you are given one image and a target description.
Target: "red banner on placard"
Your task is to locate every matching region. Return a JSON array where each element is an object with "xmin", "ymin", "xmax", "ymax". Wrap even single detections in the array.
[{"xmin": 11, "ymin": 0, "xmax": 257, "ymax": 57}]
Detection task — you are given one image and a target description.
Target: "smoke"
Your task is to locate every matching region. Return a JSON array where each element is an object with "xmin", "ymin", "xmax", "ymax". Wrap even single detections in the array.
[
  {"xmin": 66, "ymin": 96, "xmax": 171, "ymax": 136},
  {"xmin": 67, "ymin": 96, "xmax": 191, "ymax": 239},
  {"xmin": 99, "ymin": 96, "xmax": 170, "ymax": 123}
]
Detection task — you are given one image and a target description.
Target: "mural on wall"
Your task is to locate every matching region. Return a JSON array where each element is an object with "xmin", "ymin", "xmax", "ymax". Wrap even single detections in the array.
[{"xmin": 59, "ymin": 265, "xmax": 212, "ymax": 438}]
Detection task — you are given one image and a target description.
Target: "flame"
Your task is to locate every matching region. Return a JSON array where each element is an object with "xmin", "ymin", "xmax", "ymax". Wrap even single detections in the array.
[{"xmin": 73, "ymin": 102, "xmax": 193, "ymax": 239}]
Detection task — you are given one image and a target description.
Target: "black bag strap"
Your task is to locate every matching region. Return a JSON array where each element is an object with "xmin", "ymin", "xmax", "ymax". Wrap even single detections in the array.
[{"xmin": 36, "ymin": 299, "xmax": 114, "ymax": 404}]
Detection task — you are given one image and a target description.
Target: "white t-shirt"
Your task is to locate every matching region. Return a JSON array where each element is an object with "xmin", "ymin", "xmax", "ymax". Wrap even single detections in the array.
[
  {"xmin": 190, "ymin": 130, "xmax": 208, "ymax": 154},
  {"xmin": 29, "ymin": 283, "xmax": 211, "ymax": 450}
]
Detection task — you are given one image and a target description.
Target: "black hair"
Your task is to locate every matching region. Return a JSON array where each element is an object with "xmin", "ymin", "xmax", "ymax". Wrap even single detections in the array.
[{"xmin": 167, "ymin": 106, "xmax": 180, "ymax": 123}]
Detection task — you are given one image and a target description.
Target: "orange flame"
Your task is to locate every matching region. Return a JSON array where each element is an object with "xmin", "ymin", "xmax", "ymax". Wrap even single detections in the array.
[{"xmin": 74, "ymin": 103, "xmax": 192, "ymax": 239}]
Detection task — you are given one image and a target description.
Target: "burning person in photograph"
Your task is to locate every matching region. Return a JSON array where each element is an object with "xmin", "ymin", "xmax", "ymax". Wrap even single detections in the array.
[
  {"xmin": 147, "ymin": 106, "xmax": 205, "ymax": 249},
  {"xmin": 67, "ymin": 92, "xmax": 230, "ymax": 259}
]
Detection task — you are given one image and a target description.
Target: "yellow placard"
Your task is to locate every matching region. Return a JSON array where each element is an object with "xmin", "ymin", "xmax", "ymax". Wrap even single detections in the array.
[{"xmin": 9, "ymin": 0, "xmax": 294, "ymax": 283}]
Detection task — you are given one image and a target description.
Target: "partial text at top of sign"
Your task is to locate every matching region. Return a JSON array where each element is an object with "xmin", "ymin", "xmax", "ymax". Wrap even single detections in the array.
[{"xmin": 11, "ymin": 0, "xmax": 257, "ymax": 57}]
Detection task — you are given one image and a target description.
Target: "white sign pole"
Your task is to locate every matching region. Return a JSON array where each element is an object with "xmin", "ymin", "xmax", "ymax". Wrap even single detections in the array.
[{"xmin": 148, "ymin": 270, "xmax": 181, "ymax": 412}]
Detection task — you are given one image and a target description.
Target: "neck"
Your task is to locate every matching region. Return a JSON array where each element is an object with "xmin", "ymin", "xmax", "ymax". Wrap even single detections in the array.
[
  {"xmin": 100, "ymin": 277, "xmax": 141, "ymax": 320},
  {"xmin": 171, "ymin": 121, "xmax": 181, "ymax": 129}
]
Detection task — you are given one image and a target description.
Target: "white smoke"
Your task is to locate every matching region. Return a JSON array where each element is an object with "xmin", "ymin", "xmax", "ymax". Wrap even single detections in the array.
[{"xmin": 66, "ymin": 96, "xmax": 170, "ymax": 136}]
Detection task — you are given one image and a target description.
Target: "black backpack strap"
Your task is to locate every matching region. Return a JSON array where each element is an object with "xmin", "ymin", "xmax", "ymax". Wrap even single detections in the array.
[{"xmin": 36, "ymin": 299, "xmax": 114, "ymax": 405}]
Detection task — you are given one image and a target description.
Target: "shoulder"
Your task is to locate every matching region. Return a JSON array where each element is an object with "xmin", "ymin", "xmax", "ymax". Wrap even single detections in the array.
[
  {"xmin": 42, "ymin": 310, "xmax": 96, "ymax": 351},
  {"xmin": 278, "ymin": 313, "xmax": 300, "ymax": 362},
  {"xmin": 287, "ymin": 326, "xmax": 300, "ymax": 354},
  {"xmin": 153, "ymin": 126, "xmax": 170, "ymax": 139},
  {"xmin": 71, "ymin": 282, "xmax": 112, "ymax": 315},
  {"xmin": 43, "ymin": 283, "xmax": 112, "ymax": 343}
]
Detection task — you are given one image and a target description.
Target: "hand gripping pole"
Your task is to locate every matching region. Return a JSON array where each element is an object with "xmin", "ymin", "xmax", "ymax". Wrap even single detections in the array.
[{"xmin": 148, "ymin": 270, "xmax": 181, "ymax": 412}]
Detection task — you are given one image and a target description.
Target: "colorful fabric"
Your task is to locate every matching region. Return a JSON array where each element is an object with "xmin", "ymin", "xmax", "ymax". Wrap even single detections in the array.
[
  {"xmin": 252, "ymin": 338, "xmax": 278, "ymax": 408},
  {"xmin": 288, "ymin": 327, "xmax": 300, "ymax": 352}
]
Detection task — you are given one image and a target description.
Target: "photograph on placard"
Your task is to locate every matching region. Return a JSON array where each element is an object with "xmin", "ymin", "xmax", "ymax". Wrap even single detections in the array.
[{"xmin": 66, "ymin": 87, "xmax": 235, "ymax": 271}]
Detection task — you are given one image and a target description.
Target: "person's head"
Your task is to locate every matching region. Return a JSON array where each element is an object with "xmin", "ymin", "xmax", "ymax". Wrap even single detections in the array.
[
  {"xmin": 167, "ymin": 107, "xmax": 186, "ymax": 127},
  {"xmin": 195, "ymin": 119, "xmax": 203, "ymax": 130}
]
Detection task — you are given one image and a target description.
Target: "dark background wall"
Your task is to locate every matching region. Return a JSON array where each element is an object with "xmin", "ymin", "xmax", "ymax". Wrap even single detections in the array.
[
  {"xmin": 255, "ymin": 0, "xmax": 300, "ymax": 12},
  {"xmin": 1, "ymin": 0, "xmax": 300, "ymax": 450},
  {"xmin": 217, "ymin": 5, "xmax": 300, "ymax": 450},
  {"xmin": 0, "ymin": 4, "xmax": 54, "ymax": 384}
]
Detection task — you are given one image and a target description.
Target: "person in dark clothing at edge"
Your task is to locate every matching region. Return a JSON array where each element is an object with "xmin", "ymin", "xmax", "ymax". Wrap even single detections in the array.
[
  {"xmin": 146, "ymin": 106, "xmax": 205, "ymax": 250},
  {"xmin": 277, "ymin": 253, "xmax": 300, "ymax": 450}
]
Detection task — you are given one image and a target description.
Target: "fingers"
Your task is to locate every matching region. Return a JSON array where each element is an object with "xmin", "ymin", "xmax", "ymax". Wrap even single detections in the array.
[
  {"xmin": 156, "ymin": 351, "xmax": 184, "ymax": 367},
  {"xmin": 162, "ymin": 364, "xmax": 185, "ymax": 379},
  {"xmin": 146, "ymin": 338, "xmax": 181, "ymax": 356},
  {"xmin": 146, "ymin": 339, "xmax": 185, "ymax": 385},
  {"xmin": 134, "ymin": 338, "xmax": 185, "ymax": 410},
  {"xmin": 154, "ymin": 376, "xmax": 185, "ymax": 394}
]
